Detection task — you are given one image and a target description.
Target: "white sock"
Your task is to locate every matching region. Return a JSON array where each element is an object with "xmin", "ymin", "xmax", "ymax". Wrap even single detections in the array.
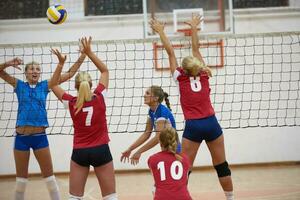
[
  {"xmin": 15, "ymin": 177, "xmax": 28, "ymax": 200},
  {"xmin": 69, "ymin": 194, "xmax": 83, "ymax": 200},
  {"xmin": 103, "ymin": 193, "xmax": 118, "ymax": 200},
  {"xmin": 225, "ymin": 191, "xmax": 234, "ymax": 200},
  {"xmin": 45, "ymin": 175, "xmax": 60, "ymax": 200}
]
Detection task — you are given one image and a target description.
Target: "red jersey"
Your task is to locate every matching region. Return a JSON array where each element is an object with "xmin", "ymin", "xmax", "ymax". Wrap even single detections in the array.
[
  {"xmin": 62, "ymin": 83, "xmax": 110, "ymax": 149},
  {"xmin": 148, "ymin": 151, "xmax": 192, "ymax": 200},
  {"xmin": 173, "ymin": 67, "xmax": 215, "ymax": 120}
]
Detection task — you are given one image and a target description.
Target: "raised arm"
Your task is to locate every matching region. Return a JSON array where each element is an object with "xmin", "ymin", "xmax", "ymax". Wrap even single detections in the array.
[
  {"xmin": 185, "ymin": 14, "xmax": 205, "ymax": 63},
  {"xmin": 0, "ymin": 58, "xmax": 22, "ymax": 88},
  {"xmin": 150, "ymin": 19, "xmax": 178, "ymax": 75},
  {"xmin": 59, "ymin": 52, "xmax": 86, "ymax": 83},
  {"xmin": 48, "ymin": 48, "xmax": 85, "ymax": 88},
  {"xmin": 49, "ymin": 49, "xmax": 67, "ymax": 101},
  {"xmin": 81, "ymin": 36, "xmax": 109, "ymax": 88}
]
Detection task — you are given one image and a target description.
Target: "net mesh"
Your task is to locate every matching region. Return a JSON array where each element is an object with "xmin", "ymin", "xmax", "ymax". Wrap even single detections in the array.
[{"xmin": 0, "ymin": 32, "xmax": 299, "ymax": 136}]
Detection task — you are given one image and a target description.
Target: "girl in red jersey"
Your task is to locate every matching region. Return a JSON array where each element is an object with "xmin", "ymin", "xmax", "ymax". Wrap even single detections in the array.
[
  {"xmin": 51, "ymin": 37, "xmax": 118, "ymax": 200},
  {"xmin": 150, "ymin": 15, "xmax": 234, "ymax": 200},
  {"xmin": 148, "ymin": 127, "xmax": 192, "ymax": 200}
]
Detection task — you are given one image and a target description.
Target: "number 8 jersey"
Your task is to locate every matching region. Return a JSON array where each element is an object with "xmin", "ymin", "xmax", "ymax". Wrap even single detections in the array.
[
  {"xmin": 62, "ymin": 83, "xmax": 110, "ymax": 149},
  {"xmin": 173, "ymin": 67, "xmax": 215, "ymax": 120},
  {"xmin": 148, "ymin": 151, "xmax": 192, "ymax": 200}
]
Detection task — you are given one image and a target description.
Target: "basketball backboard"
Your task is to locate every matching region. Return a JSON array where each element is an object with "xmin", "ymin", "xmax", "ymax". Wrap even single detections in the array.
[{"xmin": 143, "ymin": 0, "xmax": 234, "ymax": 38}]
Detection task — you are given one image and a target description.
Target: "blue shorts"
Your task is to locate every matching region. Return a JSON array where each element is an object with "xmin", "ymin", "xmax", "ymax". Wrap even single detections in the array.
[
  {"xmin": 71, "ymin": 144, "xmax": 113, "ymax": 167},
  {"xmin": 183, "ymin": 115, "xmax": 223, "ymax": 143},
  {"xmin": 14, "ymin": 132, "xmax": 49, "ymax": 151}
]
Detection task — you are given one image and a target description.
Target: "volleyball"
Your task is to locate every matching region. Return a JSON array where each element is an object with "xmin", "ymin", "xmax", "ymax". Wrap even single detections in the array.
[{"xmin": 46, "ymin": 5, "xmax": 67, "ymax": 24}]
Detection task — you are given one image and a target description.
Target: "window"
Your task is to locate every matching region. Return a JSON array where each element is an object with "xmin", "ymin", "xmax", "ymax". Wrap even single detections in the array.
[
  {"xmin": 233, "ymin": 0, "xmax": 289, "ymax": 8},
  {"xmin": 0, "ymin": 0, "xmax": 48, "ymax": 20},
  {"xmin": 85, "ymin": 0, "xmax": 143, "ymax": 16}
]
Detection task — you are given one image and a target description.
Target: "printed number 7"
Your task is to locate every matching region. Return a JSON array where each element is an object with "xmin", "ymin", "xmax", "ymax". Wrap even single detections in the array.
[{"xmin": 82, "ymin": 106, "xmax": 93, "ymax": 126}]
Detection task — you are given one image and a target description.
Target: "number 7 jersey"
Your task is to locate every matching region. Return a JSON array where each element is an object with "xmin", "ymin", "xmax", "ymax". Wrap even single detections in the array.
[
  {"xmin": 173, "ymin": 67, "xmax": 215, "ymax": 120},
  {"xmin": 62, "ymin": 83, "xmax": 110, "ymax": 149}
]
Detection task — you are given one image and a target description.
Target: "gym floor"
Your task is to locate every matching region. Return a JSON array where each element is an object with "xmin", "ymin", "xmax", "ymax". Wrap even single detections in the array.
[{"xmin": 0, "ymin": 163, "xmax": 300, "ymax": 200}]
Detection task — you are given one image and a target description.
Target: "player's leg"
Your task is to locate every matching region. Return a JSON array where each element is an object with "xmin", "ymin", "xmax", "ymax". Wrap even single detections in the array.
[
  {"xmin": 182, "ymin": 138, "xmax": 201, "ymax": 167},
  {"xmin": 94, "ymin": 161, "xmax": 117, "ymax": 200},
  {"xmin": 33, "ymin": 134, "xmax": 60, "ymax": 200},
  {"xmin": 14, "ymin": 149, "xmax": 30, "ymax": 200},
  {"xmin": 14, "ymin": 134, "xmax": 31, "ymax": 200},
  {"xmin": 34, "ymin": 147, "xmax": 61, "ymax": 200},
  {"xmin": 182, "ymin": 119, "xmax": 203, "ymax": 179},
  {"xmin": 92, "ymin": 144, "xmax": 117, "ymax": 200},
  {"xmin": 69, "ymin": 160, "xmax": 89, "ymax": 199},
  {"xmin": 206, "ymin": 134, "xmax": 234, "ymax": 200}
]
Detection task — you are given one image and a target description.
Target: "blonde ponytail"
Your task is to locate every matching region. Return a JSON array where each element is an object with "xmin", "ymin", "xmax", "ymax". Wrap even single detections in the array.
[
  {"xmin": 75, "ymin": 72, "xmax": 92, "ymax": 115},
  {"xmin": 159, "ymin": 127, "xmax": 182, "ymax": 161}
]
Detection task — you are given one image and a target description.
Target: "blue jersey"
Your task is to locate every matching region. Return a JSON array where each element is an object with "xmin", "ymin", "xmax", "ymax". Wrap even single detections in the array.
[
  {"xmin": 148, "ymin": 104, "xmax": 176, "ymax": 130},
  {"xmin": 14, "ymin": 79, "xmax": 49, "ymax": 127}
]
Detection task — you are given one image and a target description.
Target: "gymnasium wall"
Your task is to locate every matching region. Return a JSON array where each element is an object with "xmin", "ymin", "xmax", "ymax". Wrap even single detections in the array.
[{"xmin": 0, "ymin": 7, "xmax": 299, "ymax": 175}]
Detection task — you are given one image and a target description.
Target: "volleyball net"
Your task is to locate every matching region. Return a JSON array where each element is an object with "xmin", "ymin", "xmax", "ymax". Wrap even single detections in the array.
[{"xmin": 0, "ymin": 31, "xmax": 299, "ymax": 136}]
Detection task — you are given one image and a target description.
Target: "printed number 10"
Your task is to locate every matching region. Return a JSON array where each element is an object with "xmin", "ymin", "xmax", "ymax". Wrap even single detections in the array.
[{"xmin": 157, "ymin": 161, "xmax": 183, "ymax": 181}]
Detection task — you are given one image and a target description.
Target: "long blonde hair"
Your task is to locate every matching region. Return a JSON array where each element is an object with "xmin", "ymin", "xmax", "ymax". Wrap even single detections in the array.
[
  {"xmin": 182, "ymin": 56, "xmax": 212, "ymax": 77},
  {"xmin": 74, "ymin": 72, "xmax": 92, "ymax": 114},
  {"xmin": 159, "ymin": 127, "xmax": 182, "ymax": 161}
]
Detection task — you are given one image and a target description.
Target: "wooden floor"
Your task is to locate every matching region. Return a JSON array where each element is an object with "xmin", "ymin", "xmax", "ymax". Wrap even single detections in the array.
[{"xmin": 1, "ymin": 164, "xmax": 300, "ymax": 200}]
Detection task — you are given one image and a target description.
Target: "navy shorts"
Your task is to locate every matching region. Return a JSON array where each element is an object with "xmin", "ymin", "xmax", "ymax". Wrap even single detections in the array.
[
  {"xmin": 183, "ymin": 115, "xmax": 223, "ymax": 143},
  {"xmin": 71, "ymin": 144, "xmax": 113, "ymax": 167},
  {"xmin": 14, "ymin": 132, "xmax": 49, "ymax": 151}
]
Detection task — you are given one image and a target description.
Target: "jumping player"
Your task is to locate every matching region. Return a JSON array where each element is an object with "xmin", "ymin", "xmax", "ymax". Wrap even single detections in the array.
[{"xmin": 150, "ymin": 15, "xmax": 234, "ymax": 200}]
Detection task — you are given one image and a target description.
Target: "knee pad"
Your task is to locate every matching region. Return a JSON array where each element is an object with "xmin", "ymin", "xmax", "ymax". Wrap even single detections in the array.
[
  {"xmin": 45, "ymin": 175, "xmax": 59, "ymax": 192},
  {"xmin": 214, "ymin": 161, "xmax": 231, "ymax": 177},
  {"xmin": 16, "ymin": 177, "xmax": 28, "ymax": 193},
  {"xmin": 69, "ymin": 194, "xmax": 83, "ymax": 200},
  {"xmin": 103, "ymin": 193, "xmax": 118, "ymax": 200}
]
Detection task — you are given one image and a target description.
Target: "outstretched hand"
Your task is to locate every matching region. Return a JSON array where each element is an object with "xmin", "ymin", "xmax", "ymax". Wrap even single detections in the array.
[
  {"xmin": 120, "ymin": 149, "xmax": 132, "ymax": 163},
  {"xmin": 130, "ymin": 152, "xmax": 141, "ymax": 166},
  {"xmin": 4, "ymin": 57, "xmax": 23, "ymax": 70},
  {"xmin": 185, "ymin": 14, "xmax": 203, "ymax": 30},
  {"xmin": 149, "ymin": 19, "xmax": 165, "ymax": 34},
  {"xmin": 51, "ymin": 48, "xmax": 67, "ymax": 65},
  {"xmin": 80, "ymin": 36, "xmax": 92, "ymax": 55}
]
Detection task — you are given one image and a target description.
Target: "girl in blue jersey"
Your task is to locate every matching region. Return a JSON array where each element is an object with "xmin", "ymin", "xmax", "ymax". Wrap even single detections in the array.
[
  {"xmin": 0, "ymin": 50, "xmax": 86, "ymax": 200},
  {"xmin": 121, "ymin": 85, "xmax": 178, "ymax": 165}
]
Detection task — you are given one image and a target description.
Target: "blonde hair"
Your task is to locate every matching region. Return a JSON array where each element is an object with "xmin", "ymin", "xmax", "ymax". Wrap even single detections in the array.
[
  {"xmin": 150, "ymin": 85, "xmax": 172, "ymax": 111},
  {"xmin": 159, "ymin": 127, "xmax": 182, "ymax": 161},
  {"xmin": 74, "ymin": 72, "xmax": 93, "ymax": 114},
  {"xmin": 182, "ymin": 56, "xmax": 212, "ymax": 77}
]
